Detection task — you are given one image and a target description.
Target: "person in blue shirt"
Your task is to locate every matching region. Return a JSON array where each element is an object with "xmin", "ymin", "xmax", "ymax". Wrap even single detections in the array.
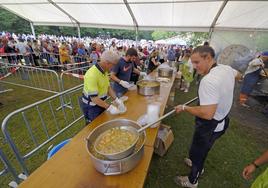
[
  {"xmin": 167, "ymin": 46, "xmax": 176, "ymax": 62},
  {"xmin": 110, "ymin": 48, "xmax": 146, "ymax": 97},
  {"xmin": 89, "ymin": 47, "xmax": 99, "ymax": 65},
  {"xmin": 77, "ymin": 43, "xmax": 87, "ymax": 62}
]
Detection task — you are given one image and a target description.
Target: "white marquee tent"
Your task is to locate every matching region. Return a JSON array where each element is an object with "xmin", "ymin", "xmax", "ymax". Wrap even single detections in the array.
[
  {"xmin": 1, "ymin": 0, "xmax": 268, "ymax": 33},
  {"xmin": 1, "ymin": 0, "xmax": 268, "ymax": 52}
]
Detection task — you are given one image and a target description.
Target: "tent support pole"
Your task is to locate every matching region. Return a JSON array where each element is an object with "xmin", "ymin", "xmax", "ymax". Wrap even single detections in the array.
[
  {"xmin": 77, "ymin": 25, "xmax": 81, "ymax": 39},
  {"xmin": 135, "ymin": 26, "xmax": 138, "ymax": 48},
  {"xmin": 48, "ymin": 0, "xmax": 81, "ymax": 38},
  {"xmin": 124, "ymin": 0, "xmax": 139, "ymax": 47},
  {"xmin": 208, "ymin": 0, "xmax": 228, "ymax": 40},
  {"xmin": 30, "ymin": 22, "xmax": 36, "ymax": 39}
]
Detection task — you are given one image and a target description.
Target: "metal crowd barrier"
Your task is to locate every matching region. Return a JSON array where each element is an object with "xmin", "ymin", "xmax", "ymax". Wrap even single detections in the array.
[
  {"xmin": 60, "ymin": 65, "xmax": 91, "ymax": 91},
  {"xmin": 0, "ymin": 52, "xmax": 60, "ymax": 66},
  {"xmin": 0, "ymin": 52, "xmax": 93, "ymax": 69},
  {"xmin": 57, "ymin": 61, "xmax": 90, "ymax": 72},
  {"xmin": 0, "ymin": 148, "xmax": 20, "ymax": 187},
  {"xmin": 38, "ymin": 52, "xmax": 91, "ymax": 66},
  {"xmin": 0, "ymin": 63, "xmax": 61, "ymax": 94},
  {"xmin": 38, "ymin": 52, "xmax": 92, "ymax": 71},
  {"xmin": 0, "ymin": 53, "xmax": 33, "ymax": 65},
  {"xmin": 1, "ymin": 84, "xmax": 84, "ymax": 176},
  {"xmin": 0, "ymin": 84, "xmax": 13, "ymax": 94},
  {"xmin": 0, "ymin": 89, "xmax": 13, "ymax": 94},
  {"xmin": 56, "ymin": 65, "xmax": 90, "ymax": 110}
]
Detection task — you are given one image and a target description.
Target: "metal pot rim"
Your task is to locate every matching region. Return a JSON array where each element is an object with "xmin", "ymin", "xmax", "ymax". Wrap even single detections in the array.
[
  {"xmin": 94, "ymin": 125, "xmax": 139, "ymax": 157},
  {"xmin": 137, "ymin": 79, "xmax": 160, "ymax": 85},
  {"xmin": 86, "ymin": 119, "xmax": 146, "ymax": 162},
  {"xmin": 158, "ymin": 67, "xmax": 173, "ymax": 70}
]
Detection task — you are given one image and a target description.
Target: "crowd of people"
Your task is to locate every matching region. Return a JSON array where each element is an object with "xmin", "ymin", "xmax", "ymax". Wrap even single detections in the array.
[{"xmin": 0, "ymin": 31, "xmax": 190, "ymax": 67}]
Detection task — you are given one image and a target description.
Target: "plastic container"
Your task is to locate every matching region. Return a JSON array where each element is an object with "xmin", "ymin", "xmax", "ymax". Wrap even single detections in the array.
[
  {"xmin": 147, "ymin": 103, "xmax": 160, "ymax": 128},
  {"xmin": 47, "ymin": 139, "xmax": 71, "ymax": 160}
]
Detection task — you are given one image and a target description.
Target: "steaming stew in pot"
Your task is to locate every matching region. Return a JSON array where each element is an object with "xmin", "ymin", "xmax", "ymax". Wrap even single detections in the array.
[{"xmin": 95, "ymin": 127, "xmax": 137, "ymax": 155}]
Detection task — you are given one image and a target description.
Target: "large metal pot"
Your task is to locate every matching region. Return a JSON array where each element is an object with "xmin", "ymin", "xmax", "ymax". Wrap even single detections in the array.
[
  {"xmin": 158, "ymin": 68, "xmax": 173, "ymax": 78},
  {"xmin": 86, "ymin": 98, "xmax": 198, "ymax": 175},
  {"xmin": 137, "ymin": 80, "xmax": 160, "ymax": 96},
  {"xmin": 94, "ymin": 125, "xmax": 139, "ymax": 160},
  {"xmin": 86, "ymin": 119, "xmax": 146, "ymax": 175}
]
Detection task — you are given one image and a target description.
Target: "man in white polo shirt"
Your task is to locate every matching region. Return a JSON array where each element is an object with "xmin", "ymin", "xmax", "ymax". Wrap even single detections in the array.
[{"xmin": 174, "ymin": 46, "xmax": 241, "ymax": 188}]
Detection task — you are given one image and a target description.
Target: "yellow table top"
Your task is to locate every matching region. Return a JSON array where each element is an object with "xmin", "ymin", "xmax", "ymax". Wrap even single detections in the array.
[{"xmin": 18, "ymin": 72, "xmax": 175, "ymax": 188}]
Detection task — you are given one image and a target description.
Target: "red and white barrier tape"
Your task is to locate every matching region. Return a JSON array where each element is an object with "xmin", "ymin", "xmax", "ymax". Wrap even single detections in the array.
[
  {"xmin": 63, "ymin": 72, "xmax": 84, "ymax": 80},
  {"xmin": 36, "ymin": 61, "xmax": 90, "ymax": 68}
]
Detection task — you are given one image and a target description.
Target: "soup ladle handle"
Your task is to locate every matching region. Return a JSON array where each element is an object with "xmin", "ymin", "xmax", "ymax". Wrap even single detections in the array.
[{"xmin": 138, "ymin": 97, "xmax": 198, "ymax": 133}]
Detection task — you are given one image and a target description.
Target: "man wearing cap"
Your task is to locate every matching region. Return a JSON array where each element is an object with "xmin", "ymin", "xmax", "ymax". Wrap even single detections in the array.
[
  {"xmin": 110, "ymin": 48, "xmax": 147, "ymax": 97},
  {"xmin": 174, "ymin": 46, "xmax": 241, "ymax": 188},
  {"xmin": 239, "ymin": 51, "xmax": 268, "ymax": 107},
  {"xmin": 81, "ymin": 50, "xmax": 125, "ymax": 125}
]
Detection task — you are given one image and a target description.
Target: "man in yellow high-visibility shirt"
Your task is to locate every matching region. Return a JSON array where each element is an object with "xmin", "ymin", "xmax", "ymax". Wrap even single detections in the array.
[{"xmin": 81, "ymin": 50, "xmax": 125, "ymax": 125}]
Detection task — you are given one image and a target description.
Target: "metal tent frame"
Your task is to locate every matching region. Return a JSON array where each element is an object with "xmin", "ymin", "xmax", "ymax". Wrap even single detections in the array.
[{"xmin": 1, "ymin": 0, "xmax": 268, "ymax": 40}]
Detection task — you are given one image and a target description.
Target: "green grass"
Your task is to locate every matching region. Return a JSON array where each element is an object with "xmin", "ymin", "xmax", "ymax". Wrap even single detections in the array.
[
  {"xmin": 144, "ymin": 80, "xmax": 266, "ymax": 188},
  {"xmin": 0, "ymin": 71, "xmax": 85, "ymax": 187}
]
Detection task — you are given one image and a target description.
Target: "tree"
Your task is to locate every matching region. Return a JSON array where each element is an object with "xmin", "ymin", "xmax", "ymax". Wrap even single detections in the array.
[
  {"xmin": 186, "ymin": 32, "xmax": 209, "ymax": 46},
  {"xmin": 151, "ymin": 31, "xmax": 179, "ymax": 41},
  {"xmin": 0, "ymin": 7, "xmax": 31, "ymax": 34}
]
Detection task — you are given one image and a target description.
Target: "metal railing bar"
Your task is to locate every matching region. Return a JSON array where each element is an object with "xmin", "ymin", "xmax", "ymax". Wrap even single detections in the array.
[
  {"xmin": 45, "ymin": 70, "xmax": 52, "ymax": 91},
  {"xmin": 39, "ymin": 68, "xmax": 45, "ymax": 89},
  {"xmin": 68, "ymin": 95, "xmax": 76, "ymax": 121},
  {"xmin": 22, "ymin": 112, "xmax": 38, "ymax": 147},
  {"xmin": 0, "ymin": 81, "xmax": 59, "ymax": 94},
  {"xmin": 48, "ymin": 100, "xmax": 60, "ymax": 131},
  {"xmin": 0, "ymin": 149, "xmax": 20, "ymax": 183},
  {"xmin": 36, "ymin": 106, "xmax": 50, "ymax": 139},
  {"xmin": 23, "ymin": 115, "xmax": 84, "ymax": 159},
  {"xmin": 30, "ymin": 66, "xmax": 37, "ymax": 88}
]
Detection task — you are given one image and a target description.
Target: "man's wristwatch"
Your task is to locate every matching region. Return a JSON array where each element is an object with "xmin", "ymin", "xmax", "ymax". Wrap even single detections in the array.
[{"xmin": 252, "ymin": 161, "xmax": 259, "ymax": 168}]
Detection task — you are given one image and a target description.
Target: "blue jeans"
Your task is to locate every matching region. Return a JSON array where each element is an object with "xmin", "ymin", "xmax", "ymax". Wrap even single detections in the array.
[
  {"xmin": 241, "ymin": 69, "xmax": 261, "ymax": 95},
  {"xmin": 79, "ymin": 97, "xmax": 105, "ymax": 125}
]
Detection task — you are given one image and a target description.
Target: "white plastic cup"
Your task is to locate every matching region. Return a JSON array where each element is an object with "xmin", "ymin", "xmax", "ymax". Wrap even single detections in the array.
[{"xmin": 147, "ymin": 103, "xmax": 160, "ymax": 128}]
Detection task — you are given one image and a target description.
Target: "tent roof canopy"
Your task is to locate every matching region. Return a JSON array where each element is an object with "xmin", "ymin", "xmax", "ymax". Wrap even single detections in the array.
[{"xmin": 1, "ymin": 0, "xmax": 268, "ymax": 32}]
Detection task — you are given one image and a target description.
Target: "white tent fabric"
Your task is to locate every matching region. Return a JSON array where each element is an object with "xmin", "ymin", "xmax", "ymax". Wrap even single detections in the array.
[
  {"xmin": 210, "ymin": 30, "xmax": 268, "ymax": 55},
  {"xmin": 1, "ymin": 0, "xmax": 268, "ymax": 32}
]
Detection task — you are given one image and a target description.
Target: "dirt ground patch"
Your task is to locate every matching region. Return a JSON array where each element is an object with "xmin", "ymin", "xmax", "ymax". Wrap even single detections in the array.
[{"xmin": 231, "ymin": 85, "xmax": 268, "ymax": 150}]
